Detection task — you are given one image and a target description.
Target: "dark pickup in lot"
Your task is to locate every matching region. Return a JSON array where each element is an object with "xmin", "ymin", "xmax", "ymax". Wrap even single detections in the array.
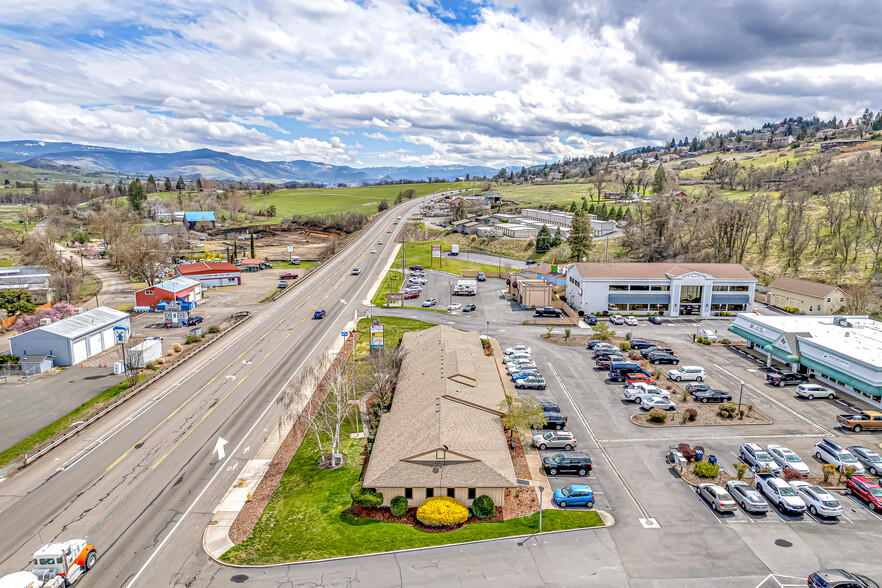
[
  {"xmin": 534, "ymin": 306, "xmax": 562, "ymax": 317},
  {"xmin": 766, "ymin": 371, "xmax": 809, "ymax": 386}
]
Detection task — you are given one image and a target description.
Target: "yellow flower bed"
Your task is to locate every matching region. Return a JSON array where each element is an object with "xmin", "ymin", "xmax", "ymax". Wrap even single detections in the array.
[{"xmin": 416, "ymin": 496, "xmax": 469, "ymax": 526}]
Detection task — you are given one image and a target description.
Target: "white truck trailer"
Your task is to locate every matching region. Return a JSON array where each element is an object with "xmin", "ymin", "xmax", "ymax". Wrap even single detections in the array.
[{"xmin": 453, "ymin": 279, "xmax": 477, "ymax": 296}]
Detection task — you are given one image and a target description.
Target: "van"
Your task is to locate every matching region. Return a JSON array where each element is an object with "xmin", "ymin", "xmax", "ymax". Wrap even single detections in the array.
[
  {"xmin": 291, "ymin": 256, "xmax": 301, "ymax": 265},
  {"xmin": 278, "ymin": 279, "xmax": 287, "ymax": 289},
  {"xmin": 609, "ymin": 361, "xmax": 647, "ymax": 382}
]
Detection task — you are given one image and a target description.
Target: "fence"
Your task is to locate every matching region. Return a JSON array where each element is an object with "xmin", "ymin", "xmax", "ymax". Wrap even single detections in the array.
[{"xmin": 1, "ymin": 301, "xmax": 53, "ymax": 329}]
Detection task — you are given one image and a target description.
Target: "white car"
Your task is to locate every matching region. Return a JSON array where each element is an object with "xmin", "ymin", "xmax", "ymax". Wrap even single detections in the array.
[
  {"xmin": 639, "ymin": 396, "xmax": 677, "ymax": 411},
  {"xmin": 795, "ymin": 384, "xmax": 835, "ymax": 400},
  {"xmin": 422, "ymin": 298, "xmax": 437, "ymax": 307},
  {"xmin": 507, "ymin": 361, "xmax": 538, "ymax": 373},
  {"xmin": 766, "ymin": 444, "xmax": 811, "ymax": 477},
  {"xmin": 378, "ymin": 240, "xmax": 383, "ymax": 245},
  {"xmin": 814, "ymin": 438, "xmax": 865, "ymax": 474},
  {"xmin": 447, "ymin": 303, "xmax": 462, "ymax": 311},
  {"xmin": 504, "ymin": 345, "xmax": 532, "ymax": 356},
  {"xmin": 624, "ymin": 316, "xmax": 638, "ymax": 326},
  {"xmin": 699, "ymin": 329, "xmax": 718, "ymax": 341},
  {"xmin": 387, "ymin": 229, "xmax": 392, "ymax": 233},
  {"xmin": 667, "ymin": 366, "xmax": 705, "ymax": 382},
  {"xmin": 790, "ymin": 481, "xmax": 842, "ymax": 518},
  {"xmin": 371, "ymin": 248, "xmax": 377, "ymax": 254},
  {"xmin": 503, "ymin": 353, "xmax": 532, "ymax": 365},
  {"xmin": 609, "ymin": 314, "xmax": 625, "ymax": 325},
  {"xmin": 623, "ymin": 385, "xmax": 669, "ymax": 403},
  {"xmin": 740, "ymin": 443, "xmax": 781, "ymax": 474}
]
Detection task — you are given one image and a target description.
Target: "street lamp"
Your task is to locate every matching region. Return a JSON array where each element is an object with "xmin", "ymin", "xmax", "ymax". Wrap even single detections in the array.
[
  {"xmin": 538, "ymin": 485, "xmax": 545, "ymax": 532},
  {"xmin": 737, "ymin": 380, "xmax": 745, "ymax": 416}
]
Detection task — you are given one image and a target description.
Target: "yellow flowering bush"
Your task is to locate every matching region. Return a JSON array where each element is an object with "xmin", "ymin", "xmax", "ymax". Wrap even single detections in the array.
[{"xmin": 416, "ymin": 496, "xmax": 469, "ymax": 526}]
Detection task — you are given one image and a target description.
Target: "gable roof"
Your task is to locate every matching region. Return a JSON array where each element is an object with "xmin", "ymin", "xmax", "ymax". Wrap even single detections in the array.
[
  {"xmin": 147, "ymin": 276, "xmax": 200, "ymax": 293},
  {"xmin": 569, "ymin": 262, "xmax": 755, "ymax": 280},
  {"xmin": 363, "ymin": 325, "xmax": 517, "ymax": 490},
  {"xmin": 176, "ymin": 261, "xmax": 239, "ymax": 275},
  {"xmin": 183, "ymin": 211, "xmax": 215, "ymax": 222},
  {"xmin": 16, "ymin": 306, "xmax": 128, "ymax": 340},
  {"xmin": 770, "ymin": 277, "xmax": 840, "ymax": 298}
]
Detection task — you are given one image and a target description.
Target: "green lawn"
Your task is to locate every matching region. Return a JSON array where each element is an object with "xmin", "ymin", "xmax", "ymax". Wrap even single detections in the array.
[
  {"xmin": 0, "ymin": 377, "xmax": 143, "ymax": 467},
  {"xmin": 221, "ymin": 420, "xmax": 603, "ymax": 565},
  {"xmin": 399, "ymin": 241, "xmax": 511, "ymax": 274},
  {"xmin": 370, "ymin": 268, "xmax": 405, "ymax": 306},
  {"xmin": 353, "ymin": 316, "xmax": 436, "ymax": 358}
]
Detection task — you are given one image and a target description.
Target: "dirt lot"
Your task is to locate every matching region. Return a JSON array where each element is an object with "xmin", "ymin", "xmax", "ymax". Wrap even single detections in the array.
[{"xmin": 199, "ymin": 229, "xmax": 331, "ymax": 261}]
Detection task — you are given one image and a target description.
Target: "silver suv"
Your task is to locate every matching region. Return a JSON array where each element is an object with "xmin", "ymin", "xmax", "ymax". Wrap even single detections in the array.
[{"xmin": 531, "ymin": 431, "xmax": 577, "ymax": 450}]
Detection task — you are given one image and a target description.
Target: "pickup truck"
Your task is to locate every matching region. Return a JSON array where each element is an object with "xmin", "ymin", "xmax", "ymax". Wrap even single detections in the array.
[
  {"xmin": 837, "ymin": 411, "xmax": 882, "ymax": 433},
  {"xmin": 534, "ymin": 306, "xmax": 562, "ymax": 317},
  {"xmin": 765, "ymin": 371, "xmax": 809, "ymax": 387},
  {"xmin": 754, "ymin": 473, "xmax": 806, "ymax": 514}
]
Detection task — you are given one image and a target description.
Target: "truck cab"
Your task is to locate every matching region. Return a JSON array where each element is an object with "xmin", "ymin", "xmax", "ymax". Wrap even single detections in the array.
[{"xmin": 29, "ymin": 539, "xmax": 97, "ymax": 585}]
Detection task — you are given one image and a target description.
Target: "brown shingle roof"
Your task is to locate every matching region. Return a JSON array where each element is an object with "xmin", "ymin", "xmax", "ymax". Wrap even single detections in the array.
[
  {"xmin": 570, "ymin": 262, "xmax": 755, "ymax": 280},
  {"xmin": 363, "ymin": 325, "xmax": 517, "ymax": 490},
  {"xmin": 770, "ymin": 277, "xmax": 840, "ymax": 298}
]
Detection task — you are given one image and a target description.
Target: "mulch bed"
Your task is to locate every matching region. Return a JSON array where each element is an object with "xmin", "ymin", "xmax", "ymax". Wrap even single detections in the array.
[
  {"xmin": 349, "ymin": 504, "xmax": 502, "ymax": 531},
  {"xmin": 630, "ymin": 392, "xmax": 772, "ymax": 427},
  {"xmin": 676, "ymin": 465, "xmax": 845, "ymax": 490},
  {"xmin": 541, "ymin": 334, "xmax": 666, "ymax": 348},
  {"xmin": 503, "ymin": 437, "xmax": 539, "ymax": 520}
]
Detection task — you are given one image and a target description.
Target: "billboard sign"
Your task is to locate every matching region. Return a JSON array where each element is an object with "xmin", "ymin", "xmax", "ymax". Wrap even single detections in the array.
[
  {"xmin": 369, "ymin": 321, "xmax": 385, "ymax": 349},
  {"xmin": 431, "ymin": 245, "xmax": 441, "ymax": 258}
]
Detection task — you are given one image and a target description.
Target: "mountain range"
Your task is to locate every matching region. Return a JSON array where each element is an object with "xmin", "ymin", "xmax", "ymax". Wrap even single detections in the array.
[{"xmin": 0, "ymin": 141, "xmax": 499, "ymax": 185}]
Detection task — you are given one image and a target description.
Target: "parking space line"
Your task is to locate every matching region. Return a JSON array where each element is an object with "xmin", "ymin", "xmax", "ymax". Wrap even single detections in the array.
[{"xmin": 712, "ymin": 363, "xmax": 834, "ymax": 435}]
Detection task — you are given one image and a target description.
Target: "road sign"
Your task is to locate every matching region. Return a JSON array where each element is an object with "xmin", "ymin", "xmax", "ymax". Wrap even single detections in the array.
[
  {"xmin": 286, "ymin": 245, "xmax": 294, "ymax": 252},
  {"xmin": 341, "ymin": 331, "xmax": 350, "ymax": 337}
]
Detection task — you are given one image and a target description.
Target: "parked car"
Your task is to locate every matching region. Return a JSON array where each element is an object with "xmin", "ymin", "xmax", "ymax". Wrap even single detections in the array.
[
  {"xmin": 648, "ymin": 315, "xmax": 663, "ymax": 324},
  {"xmin": 507, "ymin": 361, "xmax": 538, "ymax": 374},
  {"xmin": 647, "ymin": 351, "xmax": 679, "ymax": 365},
  {"xmin": 505, "ymin": 345, "xmax": 532, "ymax": 355},
  {"xmin": 408, "ymin": 264, "xmax": 423, "ymax": 270},
  {"xmin": 463, "ymin": 304, "xmax": 476, "ymax": 312},
  {"xmin": 543, "ymin": 452, "xmax": 592, "ymax": 476},
  {"xmin": 765, "ymin": 370, "xmax": 809, "ymax": 387},
  {"xmin": 754, "ymin": 473, "xmax": 806, "ymax": 514},
  {"xmin": 697, "ymin": 483, "xmax": 737, "ymax": 513},
  {"xmin": 585, "ymin": 316, "xmax": 598, "ymax": 326},
  {"xmin": 422, "ymin": 298, "xmax": 438, "ymax": 307},
  {"xmin": 627, "ymin": 338, "xmax": 655, "ymax": 350},
  {"xmin": 740, "ymin": 443, "xmax": 782, "ymax": 474},
  {"xmin": 625, "ymin": 373, "xmax": 656, "ymax": 387},
  {"xmin": 815, "ymin": 439, "xmax": 865, "ymax": 474},
  {"xmin": 765, "ymin": 444, "xmax": 810, "ymax": 477},
  {"xmin": 639, "ymin": 396, "xmax": 676, "ymax": 411},
  {"xmin": 184, "ymin": 315, "xmax": 204, "ymax": 326},
  {"xmin": 790, "ymin": 481, "xmax": 842, "ymax": 518},
  {"xmin": 623, "ymin": 386, "xmax": 669, "ymax": 403},
  {"xmin": 641, "ymin": 346, "xmax": 674, "ymax": 359},
  {"xmin": 692, "ymin": 389, "xmax": 732, "ymax": 403},
  {"xmin": 796, "ymin": 383, "xmax": 836, "ymax": 400},
  {"xmin": 586, "ymin": 340, "xmax": 612, "ymax": 350},
  {"xmin": 516, "ymin": 377, "xmax": 547, "ymax": 390},
  {"xmin": 837, "ymin": 410, "xmax": 882, "ymax": 432},
  {"xmin": 278, "ymin": 279, "xmax": 288, "ymax": 289},
  {"xmin": 685, "ymin": 383, "xmax": 711, "ymax": 394},
  {"xmin": 848, "ymin": 446, "xmax": 882, "ymax": 476},
  {"xmin": 594, "ymin": 354, "xmax": 623, "ymax": 370},
  {"xmin": 313, "ymin": 309, "xmax": 326, "ymax": 319},
  {"xmin": 552, "ymin": 484, "xmax": 595, "ymax": 508},
  {"xmin": 667, "ymin": 366, "xmax": 705, "ymax": 382},
  {"xmin": 403, "ymin": 291, "xmax": 419, "ymax": 300},
  {"xmin": 624, "ymin": 316, "xmax": 638, "ymax": 326},
  {"xmin": 725, "ymin": 480, "xmax": 769, "ymax": 514},
  {"xmin": 846, "ymin": 475, "xmax": 882, "ymax": 511},
  {"xmin": 447, "ymin": 303, "xmax": 462, "ymax": 311},
  {"xmin": 609, "ymin": 314, "xmax": 625, "ymax": 325},
  {"xmin": 592, "ymin": 347, "xmax": 620, "ymax": 359},
  {"xmin": 608, "ymin": 360, "xmax": 647, "ymax": 382},
  {"xmin": 280, "ymin": 272, "xmax": 299, "ymax": 279},
  {"xmin": 531, "ymin": 431, "xmax": 577, "ymax": 450},
  {"xmin": 511, "ymin": 370, "xmax": 540, "ymax": 381},
  {"xmin": 540, "ymin": 400, "xmax": 560, "ymax": 413},
  {"xmin": 476, "ymin": 272, "xmax": 486, "ymax": 282},
  {"xmin": 503, "ymin": 353, "xmax": 532, "ymax": 365},
  {"xmin": 808, "ymin": 570, "xmax": 880, "ymax": 588},
  {"xmin": 539, "ymin": 411, "xmax": 567, "ymax": 430}
]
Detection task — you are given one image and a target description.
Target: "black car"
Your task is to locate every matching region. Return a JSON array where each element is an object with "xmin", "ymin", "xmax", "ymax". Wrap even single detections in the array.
[
  {"xmin": 766, "ymin": 371, "xmax": 809, "ymax": 387},
  {"xmin": 540, "ymin": 400, "xmax": 561, "ymax": 413},
  {"xmin": 692, "ymin": 389, "xmax": 733, "ymax": 403},
  {"xmin": 463, "ymin": 304, "xmax": 477, "ymax": 312},
  {"xmin": 641, "ymin": 346, "xmax": 674, "ymax": 359},
  {"xmin": 185, "ymin": 315, "xmax": 204, "ymax": 326},
  {"xmin": 585, "ymin": 316, "xmax": 598, "ymax": 326},
  {"xmin": 543, "ymin": 451, "xmax": 592, "ymax": 476},
  {"xmin": 647, "ymin": 351, "xmax": 679, "ymax": 365},
  {"xmin": 592, "ymin": 348, "xmax": 620, "ymax": 359},
  {"xmin": 627, "ymin": 338, "xmax": 655, "ymax": 350},
  {"xmin": 537, "ymin": 411, "xmax": 567, "ymax": 430},
  {"xmin": 685, "ymin": 383, "xmax": 711, "ymax": 394},
  {"xmin": 808, "ymin": 569, "xmax": 879, "ymax": 588}
]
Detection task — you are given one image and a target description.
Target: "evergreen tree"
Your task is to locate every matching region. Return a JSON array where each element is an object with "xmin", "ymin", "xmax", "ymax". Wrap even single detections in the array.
[
  {"xmin": 32, "ymin": 181, "xmax": 39, "ymax": 195},
  {"xmin": 552, "ymin": 227, "xmax": 563, "ymax": 247},
  {"xmin": 535, "ymin": 225, "xmax": 553, "ymax": 253},
  {"xmin": 652, "ymin": 164, "xmax": 667, "ymax": 194},
  {"xmin": 569, "ymin": 208, "xmax": 593, "ymax": 263},
  {"xmin": 453, "ymin": 199, "xmax": 468, "ymax": 221},
  {"xmin": 581, "ymin": 198, "xmax": 589, "ymax": 212},
  {"xmin": 569, "ymin": 201, "xmax": 577, "ymax": 213},
  {"xmin": 127, "ymin": 178, "xmax": 147, "ymax": 212},
  {"xmin": 587, "ymin": 202, "xmax": 596, "ymax": 215},
  {"xmin": 691, "ymin": 137, "xmax": 700, "ymax": 151},
  {"xmin": 598, "ymin": 203, "xmax": 608, "ymax": 220},
  {"xmin": 146, "ymin": 174, "xmax": 157, "ymax": 193},
  {"xmin": 465, "ymin": 173, "xmax": 470, "ymax": 181},
  {"xmin": 164, "ymin": 177, "xmax": 173, "ymax": 192},
  {"xmin": 196, "ymin": 177, "xmax": 203, "ymax": 191},
  {"xmin": 625, "ymin": 180, "xmax": 634, "ymax": 196},
  {"xmin": 176, "ymin": 176, "xmax": 185, "ymax": 191},
  {"xmin": 616, "ymin": 206, "xmax": 625, "ymax": 220},
  {"xmin": 250, "ymin": 233, "xmax": 255, "ymax": 258}
]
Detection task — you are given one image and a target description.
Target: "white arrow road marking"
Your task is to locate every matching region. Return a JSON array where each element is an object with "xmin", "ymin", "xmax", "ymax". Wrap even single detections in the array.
[
  {"xmin": 213, "ymin": 437, "xmax": 228, "ymax": 460},
  {"xmin": 225, "ymin": 375, "xmax": 236, "ymax": 380},
  {"xmin": 340, "ymin": 298, "xmax": 347, "ymax": 304},
  {"xmin": 242, "ymin": 360, "xmax": 252, "ymax": 364},
  {"xmin": 243, "ymin": 446, "xmax": 250, "ymax": 455}
]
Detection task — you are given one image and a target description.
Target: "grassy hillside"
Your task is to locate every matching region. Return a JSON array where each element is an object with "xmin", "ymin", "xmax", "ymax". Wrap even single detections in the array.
[{"xmin": 0, "ymin": 159, "xmax": 132, "ymax": 188}]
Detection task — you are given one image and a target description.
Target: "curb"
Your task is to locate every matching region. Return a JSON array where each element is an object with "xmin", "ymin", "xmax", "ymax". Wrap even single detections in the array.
[{"xmin": 207, "ymin": 511, "xmax": 613, "ymax": 569}]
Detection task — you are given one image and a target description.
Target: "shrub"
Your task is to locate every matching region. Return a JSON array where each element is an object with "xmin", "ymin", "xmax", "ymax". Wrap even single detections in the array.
[
  {"xmin": 745, "ymin": 404, "xmax": 754, "ymax": 416},
  {"xmin": 693, "ymin": 461, "xmax": 720, "ymax": 478},
  {"xmin": 720, "ymin": 338, "xmax": 731, "ymax": 345},
  {"xmin": 350, "ymin": 482, "xmax": 384, "ymax": 508},
  {"xmin": 699, "ymin": 337, "xmax": 711, "ymax": 345},
  {"xmin": 207, "ymin": 325, "xmax": 220, "ymax": 334},
  {"xmin": 564, "ymin": 328, "xmax": 571, "ymax": 340},
  {"xmin": 389, "ymin": 495, "xmax": 409, "ymax": 517},
  {"xmin": 155, "ymin": 357, "xmax": 165, "ymax": 365},
  {"xmin": 173, "ymin": 343, "xmax": 183, "ymax": 353},
  {"xmin": 733, "ymin": 462, "xmax": 748, "ymax": 480},
  {"xmin": 472, "ymin": 494, "xmax": 495, "ymax": 519},
  {"xmin": 720, "ymin": 410, "xmax": 729, "ymax": 418},
  {"xmin": 822, "ymin": 464, "xmax": 836, "ymax": 483},
  {"xmin": 782, "ymin": 467, "xmax": 803, "ymax": 481},
  {"xmin": 185, "ymin": 334, "xmax": 202, "ymax": 344},
  {"xmin": 677, "ymin": 443, "xmax": 696, "ymax": 463},
  {"xmin": 648, "ymin": 408, "xmax": 667, "ymax": 423},
  {"xmin": 619, "ymin": 342, "xmax": 631, "ymax": 352},
  {"xmin": 416, "ymin": 496, "xmax": 469, "ymax": 526},
  {"xmin": 166, "ymin": 349, "xmax": 174, "ymax": 356},
  {"xmin": 684, "ymin": 408, "xmax": 698, "ymax": 421}
]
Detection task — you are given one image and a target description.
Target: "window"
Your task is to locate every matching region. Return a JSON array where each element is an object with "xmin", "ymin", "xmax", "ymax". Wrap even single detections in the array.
[
  {"xmin": 609, "ymin": 285, "xmax": 629, "ymax": 291},
  {"xmin": 405, "ymin": 488, "xmax": 413, "ymax": 500},
  {"xmin": 730, "ymin": 285, "xmax": 749, "ymax": 291},
  {"xmin": 827, "ymin": 298, "xmax": 831, "ymax": 302},
  {"xmin": 840, "ymin": 297, "xmax": 845, "ymax": 302},
  {"xmin": 628, "ymin": 304, "xmax": 648, "ymax": 311},
  {"xmin": 468, "ymin": 488, "xmax": 477, "ymax": 500},
  {"xmin": 679, "ymin": 285, "xmax": 703, "ymax": 303},
  {"xmin": 145, "ymin": 290, "xmax": 154, "ymax": 295},
  {"xmin": 426, "ymin": 488, "xmax": 434, "ymax": 498},
  {"xmin": 630, "ymin": 285, "xmax": 650, "ymax": 291},
  {"xmin": 447, "ymin": 488, "xmax": 456, "ymax": 498},
  {"xmin": 712, "ymin": 285, "xmax": 729, "ymax": 292},
  {"xmin": 650, "ymin": 285, "xmax": 670, "ymax": 291}
]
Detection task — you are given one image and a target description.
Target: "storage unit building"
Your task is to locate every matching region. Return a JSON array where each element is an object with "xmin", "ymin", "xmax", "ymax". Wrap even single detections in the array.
[
  {"xmin": 174, "ymin": 261, "xmax": 241, "ymax": 288},
  {"xmin": 9, "ymin": 307, "xmax": 130, "ymax": 367}
]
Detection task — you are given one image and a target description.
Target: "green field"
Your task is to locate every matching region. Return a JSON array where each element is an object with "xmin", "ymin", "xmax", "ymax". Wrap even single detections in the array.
[{"xmin": 353, "ymin": 316, "xmax": 437, "ymax": 357}]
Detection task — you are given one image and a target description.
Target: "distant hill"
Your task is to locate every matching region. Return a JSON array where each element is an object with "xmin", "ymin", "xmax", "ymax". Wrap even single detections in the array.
[{"xmin": 0, "ymin": 141, "xmax": 499, "ymax": 185}]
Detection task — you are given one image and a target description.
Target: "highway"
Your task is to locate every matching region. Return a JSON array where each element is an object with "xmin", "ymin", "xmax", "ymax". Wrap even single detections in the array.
[{"xmin": 0, "ymin": 198, "xmax": 425, "ymax": 587}]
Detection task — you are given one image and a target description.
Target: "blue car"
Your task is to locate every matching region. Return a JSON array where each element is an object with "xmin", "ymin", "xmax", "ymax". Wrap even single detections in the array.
[
  {"xmin": 552, "ymin": 484, "xmax": 595, "ymax": 508},
  {"xmin": 313, "ymin": 309, "xmax": 326, "ymax": 319},
  {"xmin": 511, "ymin": 371, "xmax": 540, "ymax": 381}
]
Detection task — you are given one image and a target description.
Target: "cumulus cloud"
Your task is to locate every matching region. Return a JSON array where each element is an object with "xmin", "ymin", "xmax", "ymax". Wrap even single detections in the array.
[{"xmin": 0, "ymin": 0, "xmax": 880, "ymax": 166}]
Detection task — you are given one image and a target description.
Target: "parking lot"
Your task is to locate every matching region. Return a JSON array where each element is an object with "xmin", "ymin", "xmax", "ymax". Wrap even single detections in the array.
[{"xmin": 375, "ymin": 284, "xmax": 882, "ymax": 583}]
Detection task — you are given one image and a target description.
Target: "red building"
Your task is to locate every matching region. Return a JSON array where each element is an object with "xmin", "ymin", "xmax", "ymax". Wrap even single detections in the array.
[
  {"xmin": 135, "ymin": 276, "xmax": 202, "ymax": 310},
  {"xmin": 175, "ymin": 261, "xmax": 241, "ymax": 288}
]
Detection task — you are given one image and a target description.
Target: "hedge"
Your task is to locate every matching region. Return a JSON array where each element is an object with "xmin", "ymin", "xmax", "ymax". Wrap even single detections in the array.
[
  {"xmin": 390, "ymin": 495, "xmax": 408, "ymax": 517},
  {"xmin": 693, "ymin": 461, "xmax": 720, "ymax": 478},
  {"xmin": 350, "ymin": 482, "xmax": 383, "ymax": 508},
  {"xmin": 416, "ymin": 496, "xmax": 469, "ymax": 526},
  {"xmin": 472, "ymin": 495, "xmax": 495, "ymax": 519}
]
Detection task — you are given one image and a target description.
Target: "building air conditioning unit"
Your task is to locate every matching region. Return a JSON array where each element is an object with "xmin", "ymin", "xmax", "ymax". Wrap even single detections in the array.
[
  {"xmin": 74, "ymin": 307, "xmax": 84, "ymax": 314},
  {"xmin": 39, "ymin": 318, "xmax": 52, "ymax": 325}
]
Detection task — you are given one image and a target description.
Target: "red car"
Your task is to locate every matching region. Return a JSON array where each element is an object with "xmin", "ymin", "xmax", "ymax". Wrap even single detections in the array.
[
  {"xmin": 846, "ymin": 476, "xmax": 882, "ymax": 510},
  {"xmin": 280, "ymin": 273, "xmax": 299, "ymax": 279},
  {"xmin": 403, "ymin": 291, "xmax": 419, "ymax": 299},
  {"xmin": 626, "ymin": 373, "xmax": 656, "ymax": 386},
  {"xmin": 408, "ymin": 264, "xmax": 423, "ymax": 271}
]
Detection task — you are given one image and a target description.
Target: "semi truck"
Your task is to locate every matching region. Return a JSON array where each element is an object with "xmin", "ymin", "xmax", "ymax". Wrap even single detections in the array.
[
  {"xmin": 453, "ymin": 279, "xmax": 477, "ymax": 296},
  {"xmin": 0, "ymin": 539, "xmax": 97, "ymax": 587}
]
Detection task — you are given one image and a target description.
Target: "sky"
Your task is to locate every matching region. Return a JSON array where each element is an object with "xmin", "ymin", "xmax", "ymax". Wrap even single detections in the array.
[{"xmin": 1, "ymin": 0, "xmax": 881, "ymax": 168}]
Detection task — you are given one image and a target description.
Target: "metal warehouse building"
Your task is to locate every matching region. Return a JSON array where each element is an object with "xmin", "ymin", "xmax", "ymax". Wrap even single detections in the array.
[{"xmin": 9, "ymin": 307, "xmax": 130, "ymax": 366}]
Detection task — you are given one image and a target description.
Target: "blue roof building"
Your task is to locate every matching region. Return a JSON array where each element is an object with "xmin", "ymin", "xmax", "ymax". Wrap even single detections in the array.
[{"xmin": 182, "ymin": 211, "xmax": 216, "ymax": 229}]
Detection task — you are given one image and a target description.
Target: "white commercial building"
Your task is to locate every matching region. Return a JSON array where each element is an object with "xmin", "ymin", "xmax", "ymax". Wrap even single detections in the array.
[
  {"xmin": 729, "ymin": 314, "xmax": 882, "ymax": 406},
  {"xmin": 566, "ymin": 263, "xmax": 756, "ymax": 317},
  {"xmin": 501, "ymin": 224, "xmax": 539, "ymax": 238},
  {"xmin": 9, "ymin": 307, "xmax": 130, "ymax": 366}
]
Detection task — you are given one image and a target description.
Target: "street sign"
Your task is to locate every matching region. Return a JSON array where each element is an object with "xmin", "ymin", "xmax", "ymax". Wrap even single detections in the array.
[
  {"xmin": 341, "ymin": 331, "xmax": 350, "ymax": 337},
  {"xmin": 369, "ymin": 321, "xmax": 384, "ymax": 349},
  {"xmin": 286, "ymin": 245, "xmax": 294, "ymax": 252}
]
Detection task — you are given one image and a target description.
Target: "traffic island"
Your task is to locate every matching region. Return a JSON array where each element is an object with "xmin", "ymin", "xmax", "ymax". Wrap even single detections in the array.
[{"xmin": 629, "ymin": 400, "xmax": 772, "ymax": 427}]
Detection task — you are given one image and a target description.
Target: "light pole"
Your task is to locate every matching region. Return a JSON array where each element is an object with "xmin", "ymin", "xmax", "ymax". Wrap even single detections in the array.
[
  {"xmin": 538, "ymin": 485, "xmax": 545, "ymax": 532},
  {"xmin": 737, "ymin": 380, "xmax": 745, "ymax": 416}
]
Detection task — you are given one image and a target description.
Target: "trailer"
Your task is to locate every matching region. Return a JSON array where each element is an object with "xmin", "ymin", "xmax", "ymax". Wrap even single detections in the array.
[{"xmin": 453, "ymin": 279, "xmax": 477, "ymax": 296}]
